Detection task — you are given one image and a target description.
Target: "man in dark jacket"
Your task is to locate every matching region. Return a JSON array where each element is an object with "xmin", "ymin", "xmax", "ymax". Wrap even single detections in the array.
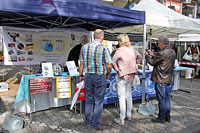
[{"xmin": 145, "ymin": 36, "xmax": 176, "ymax": 123}]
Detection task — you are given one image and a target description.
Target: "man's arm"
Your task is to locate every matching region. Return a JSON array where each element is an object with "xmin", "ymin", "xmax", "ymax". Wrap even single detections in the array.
[
  {"xmin": 79, "ymin": 61, "xmax": 84, "ymax": 81},
  {"xmin": 145, "ymin": 51, "xmax": 163, "ymax": 66},
  {"xmin": 106, "ymin": 64, "xmax": 112, "ymax": 80}
]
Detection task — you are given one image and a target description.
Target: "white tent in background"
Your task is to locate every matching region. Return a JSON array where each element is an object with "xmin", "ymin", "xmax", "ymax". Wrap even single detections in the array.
[
  {"xmin": 106, "ymin": 0, "xmax": 200, "ymax": 38},
  {"xmin": 176, "ymin": 34, "xmax": 200, "ymax": 42}
]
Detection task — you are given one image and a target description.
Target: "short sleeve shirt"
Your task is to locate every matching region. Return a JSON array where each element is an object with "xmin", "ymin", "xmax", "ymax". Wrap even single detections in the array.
[{"xmin": 79, "ymin": 40, "xmax": 113, "ymax": 75}]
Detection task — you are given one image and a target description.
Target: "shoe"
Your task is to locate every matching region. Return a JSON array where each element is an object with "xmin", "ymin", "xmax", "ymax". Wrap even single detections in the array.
[
  {"xmin": 92, "ymin": 126, "xmax": 105, "ymax": 131},
  {"xmin": 125, "ymin": 116, "xmax": 132, "ymax": 121},
  {"xmin": 114, "ymin": 118, "xmax": 124, "ymax": 125},
  {"xmin": 165, "ymin": 117, "xmax": 170, "ymax": 122},
  {"xmin": 84, "ymin": 120, "xmax": 91, "ymax": 127},
  {"xmin": 151, "ymin": 117, "xmax": 165, "ymax": 124}
]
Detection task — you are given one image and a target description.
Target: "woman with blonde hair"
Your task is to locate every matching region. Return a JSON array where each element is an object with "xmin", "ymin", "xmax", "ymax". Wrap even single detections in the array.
[{"xmin": 112, "ymin": 33, "xmax": 142, "ymax": 125}]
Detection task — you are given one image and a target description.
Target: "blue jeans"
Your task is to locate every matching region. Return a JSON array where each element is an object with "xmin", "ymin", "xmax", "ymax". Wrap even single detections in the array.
[
  {"xmin": 155, "ymin": 83, "xmax": 171, "ymax": 120},
  {"xmin": 84, "ymin": 73, "xmax": 106, "ymax": 129}
]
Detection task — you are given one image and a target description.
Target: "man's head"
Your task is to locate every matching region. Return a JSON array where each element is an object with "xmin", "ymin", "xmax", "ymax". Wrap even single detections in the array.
[
  {"xmin": 94, "ymin": 29, "xmax": 104, "ymax": 42},
  {"xmin": 158, "ymin": 36, "xmax": 169, "ymax": 49},
  {"xmin": 80, "ymin": 35, "xmax": 88, "ymax": 46}
]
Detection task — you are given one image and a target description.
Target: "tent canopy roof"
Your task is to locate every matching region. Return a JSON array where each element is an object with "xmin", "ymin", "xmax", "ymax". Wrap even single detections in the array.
[
  {"xmin": 0, "ymin": 0, "xmax": 145, "ymax": 30},
  {"xmin": 107, "ymin": 0, "xmax": 200, "ymax": 38}
]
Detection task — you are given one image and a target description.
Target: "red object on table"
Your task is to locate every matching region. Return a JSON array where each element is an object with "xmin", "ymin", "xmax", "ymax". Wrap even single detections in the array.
[{"xmin": 75, "ymin": 87, "xmax": 85, "ymax": 101}]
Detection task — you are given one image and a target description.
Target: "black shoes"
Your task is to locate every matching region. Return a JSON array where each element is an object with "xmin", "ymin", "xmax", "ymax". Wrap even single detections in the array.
[
  {"xmin": 165, "ymin": 117, "xmax": 170, "ymax": 122},
  {"xmin": 151, "ymin": 117, "xmax": 165, "ymax": 124},
  {"xmin": 151, "ymin": 117, "xmax": 171, "ymax": 123}
]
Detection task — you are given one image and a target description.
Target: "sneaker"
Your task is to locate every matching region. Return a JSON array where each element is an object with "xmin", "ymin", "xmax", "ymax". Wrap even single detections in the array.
[
  {"xmin": 151, "ymin": 117, "xmax": 165, "ymax": 124},
  {"xmin": 114, "ymin": 118, "xmax": 124, "ymax": 125}
]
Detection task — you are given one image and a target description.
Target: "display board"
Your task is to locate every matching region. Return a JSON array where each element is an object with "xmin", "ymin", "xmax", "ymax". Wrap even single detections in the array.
[
  {"xmin": 56, "ymin": 77, "xmax": 71, "ymax": 98},
  {"xmin": 29, "ymin": 77, "xmax": 53, "ymax": 94},
  {"xmin": 3, "ymin": 26, "xmax": 90, "ymax": 65}
]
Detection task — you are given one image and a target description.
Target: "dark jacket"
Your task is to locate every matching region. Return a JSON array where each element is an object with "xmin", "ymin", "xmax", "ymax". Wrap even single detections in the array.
[
  {"xmin": 145, "ymin": 46, "xmax": 176, "ymax": 83},
  {"xmin": 67, "ymin": 44, "xmax": 82, "ymax": 67}
]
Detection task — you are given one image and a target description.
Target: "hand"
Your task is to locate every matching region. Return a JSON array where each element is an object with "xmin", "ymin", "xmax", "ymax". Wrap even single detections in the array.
[
  {"xmin": 145, "ymin": 51, "xmax": 149, "ymax": 56},
  {"xmin": 80, "ymin": 76, "xmax": 84, "ymax": 82},
  {"xmin": 146, "ymin": 49, "xmax": 154, "ymax": 56}
]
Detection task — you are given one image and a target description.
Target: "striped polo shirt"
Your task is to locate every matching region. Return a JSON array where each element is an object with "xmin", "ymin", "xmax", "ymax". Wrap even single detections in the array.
[{"xmin": 79, "ymin": 40, "xmax": 113, "ymax": 75}]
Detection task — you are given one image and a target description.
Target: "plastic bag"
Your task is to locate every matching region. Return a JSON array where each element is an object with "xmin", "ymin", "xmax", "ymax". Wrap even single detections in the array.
[
  {"xmin": 70, "ymin": 81, "xmax": 84, "ymax": 110},
  {"xmin": 132, "ymin": 75, "xmax": 140, "ymax": 86},
  {"xmin": 183, "ymin": 47, "xmax": 192, "ymax": 61},
  {"xmin": 2, "ymin": 114, "xmax": 26, "ymax": 131},
  {"xmin": 0, "ymin": 82, "xmax": 8, "ymax": 92},
  {"xmin": 192, "ymin": 47, "xmax": 199, "ymax": 62}
]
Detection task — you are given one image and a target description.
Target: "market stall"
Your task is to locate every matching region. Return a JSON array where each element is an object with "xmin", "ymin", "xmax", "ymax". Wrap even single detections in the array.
[{"xmin": 174, "ymin": 34, "xmax": 200, "ymax": 77}]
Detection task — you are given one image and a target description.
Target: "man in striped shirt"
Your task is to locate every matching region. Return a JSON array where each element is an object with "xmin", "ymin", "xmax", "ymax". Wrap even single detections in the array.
[{"xmin": 79, "ymin": 29, "xmax": 113, "ymax": 131}]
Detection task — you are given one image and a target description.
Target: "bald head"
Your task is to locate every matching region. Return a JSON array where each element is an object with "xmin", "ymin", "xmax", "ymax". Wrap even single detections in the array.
[{"xmin": 94, "ymin": 29, "xmax": 104, "ymax": 41}]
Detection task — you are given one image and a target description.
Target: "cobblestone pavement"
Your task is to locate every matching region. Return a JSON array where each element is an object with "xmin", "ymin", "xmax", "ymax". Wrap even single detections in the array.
[{"xmin": 0, "ymin": 64, "xmax": 200, "ymax": 133}]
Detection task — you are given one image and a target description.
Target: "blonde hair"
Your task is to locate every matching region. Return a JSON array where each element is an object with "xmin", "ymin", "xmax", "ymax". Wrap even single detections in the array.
[{"xmin": 117, "ymin": 33, "xmax": 131, "ymax": 47}]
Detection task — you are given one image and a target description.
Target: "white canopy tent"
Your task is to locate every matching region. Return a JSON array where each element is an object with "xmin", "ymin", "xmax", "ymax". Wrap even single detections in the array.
[
  {"xmin": 176, "ymin": 34, "xmax": 200, "ymax": 42},
  {"xmin": 106, "ymin": 0, "xmax": 200, "ymax": 38}
]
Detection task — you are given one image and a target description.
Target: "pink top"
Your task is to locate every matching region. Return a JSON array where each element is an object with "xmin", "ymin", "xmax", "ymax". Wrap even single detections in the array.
[{"xmin": 112, "ymin": 46, "xmax": 142, "ymax": 78}]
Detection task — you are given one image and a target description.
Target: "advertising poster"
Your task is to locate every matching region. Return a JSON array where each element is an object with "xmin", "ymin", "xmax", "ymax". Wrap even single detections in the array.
[
  {"xmin": 56, "ymin": 77, "xmax": 71, "ymax": 98},
  {"xmin": 29, "ymin": 77, "xmax": 53, "ymax": 94},
  {"xmin": 3, "ymin": 26, "xmax": 90, "ymax": 65}
]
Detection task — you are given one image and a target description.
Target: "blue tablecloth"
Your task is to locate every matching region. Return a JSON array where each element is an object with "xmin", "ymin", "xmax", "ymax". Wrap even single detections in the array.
[
  {"xmin": 104, "ymin": 69, "xmax": 178, "ymax": 104},
  {"xmin": 104, "ymin": 71, "xmax": 157, "ymax": 104}
]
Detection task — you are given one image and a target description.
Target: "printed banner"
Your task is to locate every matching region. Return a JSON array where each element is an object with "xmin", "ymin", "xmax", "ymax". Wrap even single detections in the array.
[
  {"xmin": 3, "ymin": 26, "xmax": 90, "ymax": 65},
  {"xmin": 29, "ymin": 77, "xmax": 53, "ymax": 94},
  {"xmin": 56, "ymin": 77, "xmax": 71, "ymax": 98}
]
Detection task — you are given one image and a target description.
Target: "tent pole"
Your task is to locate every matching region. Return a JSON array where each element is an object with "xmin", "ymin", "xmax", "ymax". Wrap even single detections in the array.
[
  {"xmin": 138, "ymin": 24, "xmax": 155, "ymax": 116},
  {"xmin": 141, "ymin": 24, "xmax": 147, "ymax": 104},
  {"xmin": 149, "ymin": 29, "xmax": 152, "ymax": 50}
]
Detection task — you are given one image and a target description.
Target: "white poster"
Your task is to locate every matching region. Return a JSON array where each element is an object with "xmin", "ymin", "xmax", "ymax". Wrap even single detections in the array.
[
  {"xmin": 66, "ymin": 61, "xmax": 78, "ymax": 76},
  {"xmin": 56, "ymin": 77, "xmax": 71, "ymax": 98},
  {"xmin": 3, "ymin": 26, "xmax": 90, "ymax": 65},
  {"xmin": 42, "ymin": 62, "xmax": 54, "ymax": 77}
]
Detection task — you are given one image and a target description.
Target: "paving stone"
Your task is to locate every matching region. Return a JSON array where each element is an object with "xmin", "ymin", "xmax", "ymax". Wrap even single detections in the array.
[
  {"xmin": 49, "ymin": 125, "xmax": 58, "ymax": 130},
  {"xmin": 62, "ymin": 128, "xmax": 72, "ymax": 132}
]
